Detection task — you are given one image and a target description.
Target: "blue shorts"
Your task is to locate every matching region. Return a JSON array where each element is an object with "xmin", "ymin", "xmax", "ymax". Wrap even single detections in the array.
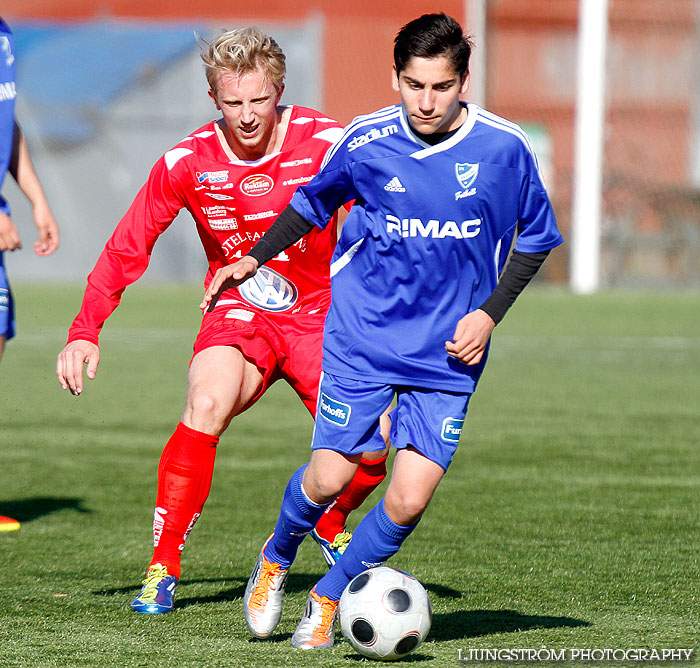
[
  {"xmin": 0, "ymin": 255, "xmax": 15, "ymax": 341},
  {"xmin": 311, "ymin": 372, "xmax": 471, "ymax": 471}
]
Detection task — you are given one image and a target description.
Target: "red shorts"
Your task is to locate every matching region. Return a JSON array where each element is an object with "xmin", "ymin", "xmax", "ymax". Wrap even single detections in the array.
[{"xmin": 192, "ymin": 303, "xmax": 325, "ymax": 416}]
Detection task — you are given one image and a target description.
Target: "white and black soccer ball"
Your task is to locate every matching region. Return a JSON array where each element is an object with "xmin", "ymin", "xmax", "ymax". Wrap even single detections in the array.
[{"xmin": 339, "ymin": 566, "xmax": 432, "ymax": 661}]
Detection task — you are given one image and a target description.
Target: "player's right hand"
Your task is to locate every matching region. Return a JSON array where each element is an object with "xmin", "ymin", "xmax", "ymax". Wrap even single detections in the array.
[
  {"xmin": 56, "ymin": 340, "xmax": 100, "ymax": 396},
  {"xmin": 200, "ymin": 256, "xmax": 259, "ymax": 312}
]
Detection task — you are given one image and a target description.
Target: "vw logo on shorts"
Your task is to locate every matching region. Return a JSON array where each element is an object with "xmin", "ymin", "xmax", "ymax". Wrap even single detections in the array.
[{"xmin": 238, "ymin": 266, "xmax": 298, "ymax": 311}]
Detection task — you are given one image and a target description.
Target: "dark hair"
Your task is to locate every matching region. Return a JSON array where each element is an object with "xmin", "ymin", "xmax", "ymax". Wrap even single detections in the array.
[{"xmin": 394, "ymin": 13, "xmax": 473, "ymax": 76}]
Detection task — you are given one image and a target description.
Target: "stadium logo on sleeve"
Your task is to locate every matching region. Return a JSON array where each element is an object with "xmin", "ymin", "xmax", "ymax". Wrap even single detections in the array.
[
  {"xmin": 319, "ymin": 393, "xmax": 351, "ymax": 426},
  {"xmin": 348, "ymin": 124, "xmax": 398, "ymax": 152},
  {"xmin": 237, "ymin": 266, "xmax": 298, "ymax": 311},
  {"xmin": 441, "ymin": 417, "xmax": 464, "ymax": 442},
  {"xmin": 240, "ymin": 174, "xmax": 274, "ymax": 196},
  {"xmin": 455, "ymin": 162, "xmax": 479, "ymax": 200}
]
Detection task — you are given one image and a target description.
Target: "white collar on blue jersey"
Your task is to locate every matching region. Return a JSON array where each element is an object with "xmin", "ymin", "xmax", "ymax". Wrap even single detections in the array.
[{"xmin": 401, "ymin": 102, "xmax": 478, "ymax": 159}]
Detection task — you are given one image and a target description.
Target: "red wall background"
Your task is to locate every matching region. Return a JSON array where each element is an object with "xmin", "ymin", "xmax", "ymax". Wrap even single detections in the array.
[{"xmin": 3, "ymin": 0, "xmax": 463, "ymax": 125}]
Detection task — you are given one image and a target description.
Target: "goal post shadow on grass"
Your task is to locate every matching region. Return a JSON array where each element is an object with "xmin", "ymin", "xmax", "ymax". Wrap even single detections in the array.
[
  {"xmin": 0, "ymin": 497, "xmax": 90, "ymax": 523},
  {"xmin": 429, "ymin": 609, "xmax": 591, "ymax": 641},
  {"xmin": 422, "ymin": 582, "xmax": 591, "ymax": 641}
]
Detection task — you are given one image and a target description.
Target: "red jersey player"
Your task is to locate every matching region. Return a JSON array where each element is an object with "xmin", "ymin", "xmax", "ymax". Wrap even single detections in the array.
[{"xmin": 56, "ymin": 27, "xmax": 389, "ymax": 615}]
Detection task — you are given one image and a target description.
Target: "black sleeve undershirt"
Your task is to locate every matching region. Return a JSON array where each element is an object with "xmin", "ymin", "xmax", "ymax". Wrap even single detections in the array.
[
  {"xmin": 247, "ymin": 205, "xmax": 549, "ymax": 326},
  {"xmin": 247, "ymin": 205, "xmax": 315, "ymax": 266},
  {"xmin": 478, "ymin": 250, "xmax": 550, "ymax": 324}
]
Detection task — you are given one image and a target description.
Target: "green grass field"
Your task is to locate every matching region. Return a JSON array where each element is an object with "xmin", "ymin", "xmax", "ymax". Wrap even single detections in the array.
[{"xmin": 1, "ymin": 285, "xmax": 698, "ymax": 667}]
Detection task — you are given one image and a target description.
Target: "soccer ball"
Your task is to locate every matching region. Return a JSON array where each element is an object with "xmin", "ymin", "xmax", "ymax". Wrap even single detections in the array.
[{"xmin": 339, "ymin": 566, "xmax": 432, "ymax": 661}]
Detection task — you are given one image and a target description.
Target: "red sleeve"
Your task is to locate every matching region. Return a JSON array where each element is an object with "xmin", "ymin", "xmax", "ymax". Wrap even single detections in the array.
[{"xmin": 67, "ymin": 155, "xmax": 185, "ymax": 344}]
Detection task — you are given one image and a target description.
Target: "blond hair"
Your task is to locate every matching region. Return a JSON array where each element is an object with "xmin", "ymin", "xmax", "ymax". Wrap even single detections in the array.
[{"xmin": 200, "ymin": 27, "xmax": 286, "ymax": 95}]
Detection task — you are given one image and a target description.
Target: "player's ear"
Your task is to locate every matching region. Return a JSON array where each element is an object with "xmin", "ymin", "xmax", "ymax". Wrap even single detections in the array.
[
  {"xmin": 208, "ymin": 88, "xmax": 220, "ymax": 110},
  {"xmin": 275, "ymin": 83, "xmax": 285, "ymax": 105},
  {"xmin": 392, "ymin": 66, "xmax": 400, "ymax": 92},
  {"xmin": 460, "ymin": 73, "xmax": 470, "ymax": 95}
]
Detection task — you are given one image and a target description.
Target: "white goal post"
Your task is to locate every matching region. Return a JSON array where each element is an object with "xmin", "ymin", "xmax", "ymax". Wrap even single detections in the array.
[{"xmin": 570, "ymin": 0, "xmax": 609, "ymax": 294}]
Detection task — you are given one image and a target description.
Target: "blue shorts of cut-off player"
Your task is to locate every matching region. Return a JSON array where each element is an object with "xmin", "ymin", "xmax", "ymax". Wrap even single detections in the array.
[
  {"xmin": 0, "ymin": 255, "xmax": 15, "ymax": 341},
  {"xmin": 311, "ymin": 372, "xmax": 471, "ymax": 471}
]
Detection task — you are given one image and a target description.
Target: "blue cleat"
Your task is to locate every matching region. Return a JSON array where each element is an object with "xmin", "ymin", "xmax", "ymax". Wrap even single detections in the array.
[
  {"xmin": 130, "ymin": 563, "xmax": 178, "ymax": 614},
  {"xmin": 311, "ymin": 529, "xmax": 352, "ymax": 568}
]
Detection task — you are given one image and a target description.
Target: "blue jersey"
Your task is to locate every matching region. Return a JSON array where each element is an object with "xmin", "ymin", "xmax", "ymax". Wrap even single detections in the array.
[
  {"xmin": 290, "ymin": 103, "xmax": 563, "ymax": 392},
  {"xmin": 0, "ymin": 18, "xmax": 16, "ymax": 215}
]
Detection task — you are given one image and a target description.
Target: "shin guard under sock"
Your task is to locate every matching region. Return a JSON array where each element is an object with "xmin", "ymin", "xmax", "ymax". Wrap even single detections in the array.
[
  {"xmin": 150, "ymin": 422, "xmax": 218, "ymax": 579},
  {"xmin": 314, "ymin": 454, "xmax": 388, "ymax": 540},
  {"xmin": 264, "ymin": 465, "xmax": 331, "ymax": 569},
  {"xmin": 314, "ymin": 498, "xmax": 417, "ymax": 601}
]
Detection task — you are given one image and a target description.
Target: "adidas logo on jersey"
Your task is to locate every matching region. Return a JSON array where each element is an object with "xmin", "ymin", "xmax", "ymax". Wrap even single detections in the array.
[{"xmin": 384, "ymin": 177, "xmax": 406, "ymax": 193}]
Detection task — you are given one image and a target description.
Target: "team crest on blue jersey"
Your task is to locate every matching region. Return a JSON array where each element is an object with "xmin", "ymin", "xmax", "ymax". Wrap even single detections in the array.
[
  {"xmin": 455, "ymin": 163, "xmax": 479, "ymax": 200},
  {"xmin": 456, "ymin": 163, "xmax": 478, "ymax": 189},
  {"xmin": 441, "ymin": 417, "xmax": 464, "ymax": 442},
  {"xmin": 319, "ymin": 393, "xmax": 351, "ymax": 426},
  {"xmin": 237, "ymin": 266, "xmax": 298, "ymax": 311}
]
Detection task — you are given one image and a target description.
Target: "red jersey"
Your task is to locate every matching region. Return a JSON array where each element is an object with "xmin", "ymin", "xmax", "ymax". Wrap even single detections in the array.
[{"xmin": 68, "ymin": 106, "xmax": 343, "ymax": 344}]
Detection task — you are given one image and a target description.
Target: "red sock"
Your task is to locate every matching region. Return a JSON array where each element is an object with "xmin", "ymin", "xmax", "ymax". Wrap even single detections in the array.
[
  {"xmin": 314, "ymin": 454, "xmax": 388, "ymax": 541},
  {"xmin": 149, "ymin": 422, "xmax": 218, "ymax": 579}
]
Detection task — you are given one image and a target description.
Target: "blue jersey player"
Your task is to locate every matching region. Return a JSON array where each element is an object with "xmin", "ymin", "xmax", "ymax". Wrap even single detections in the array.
[
  {"xmin": 0, "ymin": 17, "xmax": 60, "ymax": 363},
  {"xmin": 0, "ymin": 17, "xmax": 59, "ymax": 533},
  {"xmin": 203, "ymin": 12, "xmax": 563, "ymax": 649}
]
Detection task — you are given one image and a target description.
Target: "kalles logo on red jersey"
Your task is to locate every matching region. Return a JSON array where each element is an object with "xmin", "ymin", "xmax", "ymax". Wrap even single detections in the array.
[{"xmin": 240, "ymin": 174, "xmax": 274, "ymax": 197}]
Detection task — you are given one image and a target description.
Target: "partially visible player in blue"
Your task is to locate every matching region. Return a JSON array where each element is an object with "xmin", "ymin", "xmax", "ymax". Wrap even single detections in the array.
[
  {"xmin": 202, "ymin": 12, "xmax": 563, "ymax": 649},
  {"xmin": 0, "ymin": 17, "xmax": 59, "ymax": 533},
  {"xmin": 0, "ymin": 17, "xmax": 60, "ymax": 363}
]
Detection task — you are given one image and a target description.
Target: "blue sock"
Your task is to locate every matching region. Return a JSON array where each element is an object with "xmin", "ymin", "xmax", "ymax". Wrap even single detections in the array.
[
  {"xmin": 263, "ymin": 465, "xmax": 330, "ymax": 569},
  {"xmin": 314, "ymin": 498, "xmax": 418, "ymax": 601}
]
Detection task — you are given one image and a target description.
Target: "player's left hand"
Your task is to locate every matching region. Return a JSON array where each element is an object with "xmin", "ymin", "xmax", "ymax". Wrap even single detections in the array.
[
  {"xmin": 0, "ymin": 211, "xmax": 22, "ymax": 251},
  {"xmin": 200, "ymin": 256, "xmax": 259, "ymax": 312},
  {"xmin": 445, "ymin": 308, "xmax": 495, "ymax": 366},
  {"xmin": 32, "ymin": 200, "xmax": 60, "ymax": 256}
]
